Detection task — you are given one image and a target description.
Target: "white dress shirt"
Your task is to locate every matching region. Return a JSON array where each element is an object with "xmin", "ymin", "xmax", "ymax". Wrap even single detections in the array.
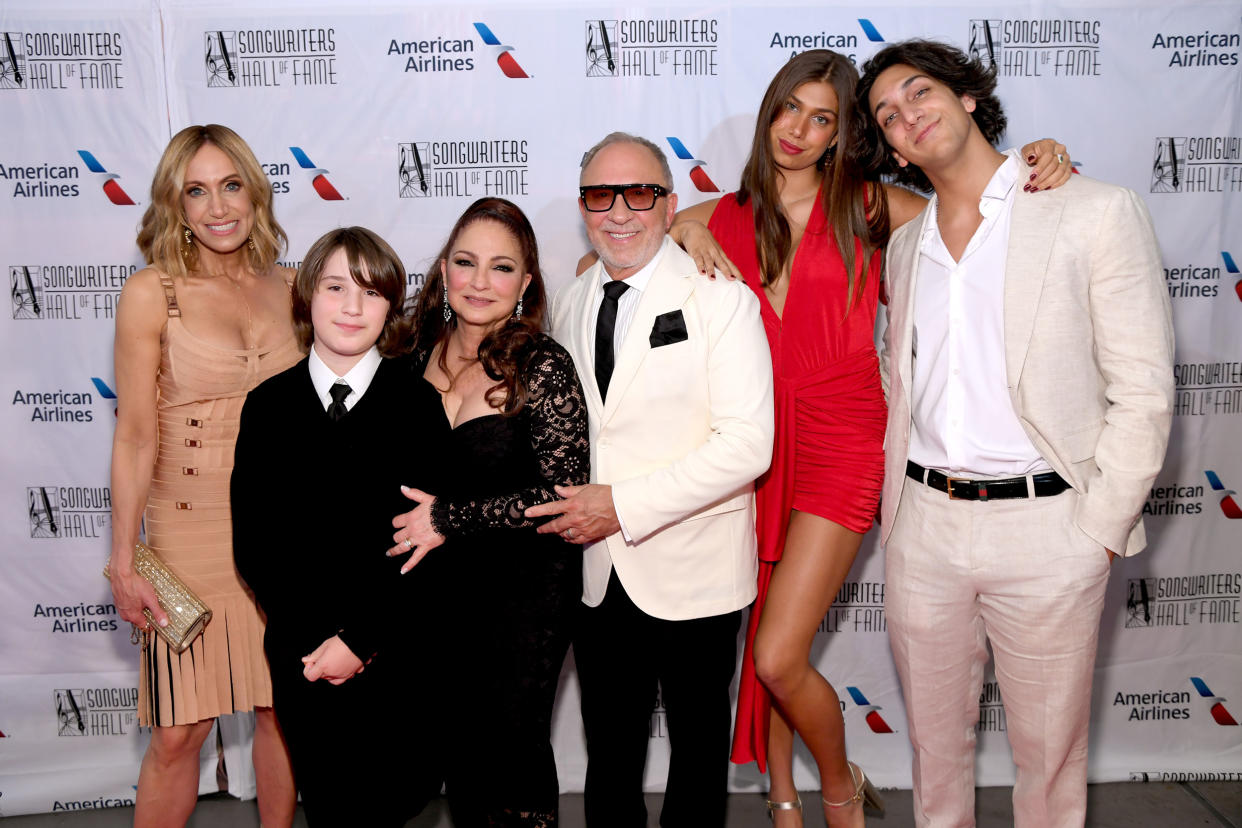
[
  {"xmin": 308, "ymin": 344, "xmax": 382, "ymax": 412},
  {"xmin": 588, "ymin": 235, "xmax": 671, "ymax": 541},
  {"xmin": 589, "ymin": 235, "xmax": 670, "ymax": 365},
  {"xmin": 908, "ymin": 149, "xmax": 1052, "ymax": 477}
]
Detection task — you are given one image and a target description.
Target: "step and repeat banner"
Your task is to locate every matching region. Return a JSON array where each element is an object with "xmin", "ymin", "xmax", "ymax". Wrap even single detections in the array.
[{"xmin": 2, "ymin": 0, "xmax": 1239, "ymax": 816}]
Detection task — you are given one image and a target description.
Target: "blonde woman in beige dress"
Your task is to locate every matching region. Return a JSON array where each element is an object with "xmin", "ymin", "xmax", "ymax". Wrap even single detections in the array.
[{"xmin": 108, "ymin": 124, "xmax": 298, "ymax": 828}]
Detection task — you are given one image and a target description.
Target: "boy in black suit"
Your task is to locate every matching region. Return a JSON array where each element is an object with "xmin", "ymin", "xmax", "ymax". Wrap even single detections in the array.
[{"xmin": 232, "ymin": 227, "xmax": 448, "ymax": 826}]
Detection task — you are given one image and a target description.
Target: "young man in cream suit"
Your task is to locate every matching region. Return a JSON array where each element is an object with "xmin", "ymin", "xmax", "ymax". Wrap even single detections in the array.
[
  {"xmin": 526, "ymin": 133, "xmax": 773, "ymax": 827},
  {"xmin": 856, "ymin": 41, "xmax": 1174, "ymax": 827}
]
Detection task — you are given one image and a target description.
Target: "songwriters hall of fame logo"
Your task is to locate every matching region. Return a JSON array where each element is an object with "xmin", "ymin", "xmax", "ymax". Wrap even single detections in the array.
[
  {"xmin": 585, "ymin": 18, "xmax": 718, "ymax": 77},
  {"xmin": 204, "ymin": 28, "xmax": 337, "ymax": 88},
  {"xmin": 1174, "ymin": 361, "xmax": 1242, "ymax": 417},
  {"xmin": 28, "ymin": 486, "xmax": 61, "ymax": 538},
  {"xmin": 1152, "ymin": 136, "xmax": 1242, "ymax": 193},
  {"xmin": 585, "ymin": 20, "xmax": 620, "ymax": 76},
  {"xmin": 397, "ymin": 140, "xmax": 529, "ymax": 199},
  {"xmin": 56, "ymin": 689, "xmax": 86, "ymax": 736},
  {"xmin": 967, "ymin": 17, "xmax": 1101, "ymax": 77},
  {"xmin": 399, "ymin": 143, "xmax": 432, "ymax": 198},
  {"xmin": 28, "ymin": 484, "xmax": 112, "ymax": 539},
  {"xmin": 55, "ymin": 688, "xmax": 138, "ymax": 737},
  {"xmin": 0, "ymin": 29, "xmax": 124, "ymax": 90},
  {"xmin": 11, "ymin": 265, "xmax": 42, "ymax": 318},
  {"xmin": 1, "ymin": 31, "xmax": 26, "ymax": 88},
  {"xmin": 967, "ymin": 19, "xmax": 1001, "ymax": 65},
  {"xmin": 819, "ymin": 580, "xmax": 887, "ymax": 633},
  {"xmin": 204, "ymin": 31, "xmax": 237, "ymax": 86},
  {"xmin": 11, "ymin": 263, "xmax": 133, "ymax": 320},
  {"xmin": 1125, "ymin": 571, "xmax": 1240, "ymax": 629}
]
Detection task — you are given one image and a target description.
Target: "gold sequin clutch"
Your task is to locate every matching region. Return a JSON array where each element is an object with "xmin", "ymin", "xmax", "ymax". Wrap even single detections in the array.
[{"xmin": 104, "ymin": 542, "xmax": 212, "ymax": 653}]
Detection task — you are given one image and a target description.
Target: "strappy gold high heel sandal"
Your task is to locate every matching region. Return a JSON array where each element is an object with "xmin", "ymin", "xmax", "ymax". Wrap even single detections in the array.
[
  {"xmin": 822, "ymin": 761, "xmax": 884, "ymax": 815},
  {"xmin": 766, "ymin": 794, "xmax": 803, "ymax": 821}
]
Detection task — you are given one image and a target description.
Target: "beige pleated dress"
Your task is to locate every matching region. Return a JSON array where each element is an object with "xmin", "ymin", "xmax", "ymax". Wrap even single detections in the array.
[{"xmin": 138, "ymin": 273, "xmax": 301, "ymax": 727}]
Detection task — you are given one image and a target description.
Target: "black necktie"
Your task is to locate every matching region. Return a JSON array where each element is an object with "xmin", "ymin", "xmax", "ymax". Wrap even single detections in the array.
[
  {"xmin": 595, "ymin": 280, "xmax": 629, "ymax": 402},
  {"xmin": 327, "ymin": 382, "xmax": 351, "ymax": 422}
]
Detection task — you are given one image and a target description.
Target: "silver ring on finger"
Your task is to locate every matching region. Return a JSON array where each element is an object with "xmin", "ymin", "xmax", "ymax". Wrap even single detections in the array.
[
  {"xmin": 1056, "ymin": 153, "xmax": 1065, "ymax": 164},
  {"xmin": 566, "ymin": 528, "xmax": 576, "ymax": 539},
  {"xmin": 404, "ymin": 538, "xmax": 413, "ymax": 550}
]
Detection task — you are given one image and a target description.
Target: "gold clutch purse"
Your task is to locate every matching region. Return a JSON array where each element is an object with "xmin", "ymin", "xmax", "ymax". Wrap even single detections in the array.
[{"xmin": 104, "ymin": 542, "xmax": 212, "ymax": 653}]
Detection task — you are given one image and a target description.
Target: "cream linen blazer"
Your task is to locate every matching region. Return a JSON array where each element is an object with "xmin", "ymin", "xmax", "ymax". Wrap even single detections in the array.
[
  {"xmin": 548, "ymin": 240, "xmax": 774, "ymax": 621},
  {"xmin": 880, "ymin": 174, "xmax": 1175, "ymax": 556}
]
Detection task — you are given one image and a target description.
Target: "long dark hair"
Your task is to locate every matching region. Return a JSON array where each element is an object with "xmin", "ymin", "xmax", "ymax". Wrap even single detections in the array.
[
  {"xmin": 737, "ymin": 50, "xmax": 888, "ymax": 312},
  {"xmin": 410, "ymin": 197, "xmax": 547, "ymax": 416}
]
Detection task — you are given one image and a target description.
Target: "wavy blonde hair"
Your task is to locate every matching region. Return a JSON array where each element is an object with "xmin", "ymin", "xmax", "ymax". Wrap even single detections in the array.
[{"xmin": 136, "ymin": 124, "xmax": 286, "ymax": 277}]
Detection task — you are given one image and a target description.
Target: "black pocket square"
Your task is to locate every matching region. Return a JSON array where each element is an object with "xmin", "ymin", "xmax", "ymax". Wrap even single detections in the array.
[{"xmin": 649, "ymin": 310, "xmax": 689, "ymax": 348}]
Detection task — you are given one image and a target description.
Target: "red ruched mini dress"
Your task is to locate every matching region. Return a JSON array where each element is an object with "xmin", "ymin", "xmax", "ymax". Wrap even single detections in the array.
[{"xmin": 708, "ymin": 191, "xmax": 886, "ymax": 770}]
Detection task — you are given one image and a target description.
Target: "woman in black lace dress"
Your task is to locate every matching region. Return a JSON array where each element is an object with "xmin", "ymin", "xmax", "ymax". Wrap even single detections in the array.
[{"xmin": 389, "ymin": 197, "xmax": 589, "ymax": 827}]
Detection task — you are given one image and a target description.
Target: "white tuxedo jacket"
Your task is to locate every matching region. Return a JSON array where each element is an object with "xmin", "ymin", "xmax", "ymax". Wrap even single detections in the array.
[
  {"xmin": 548, "ymin": 240, "xmax": 774, "ymax": 621},
  {"xmin": 880, "ymin": 174, "xmax": 1175, "ymax": 556}
]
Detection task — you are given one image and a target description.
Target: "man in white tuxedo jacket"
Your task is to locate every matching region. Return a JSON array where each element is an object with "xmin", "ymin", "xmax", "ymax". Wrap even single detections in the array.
[
  {"xmin": 857, "ymin": 41, "xmax": 1174, "ymax": 827},
  {"xmin": 526, "ymin": 133, "xmax": 773, "ymax": 827}
]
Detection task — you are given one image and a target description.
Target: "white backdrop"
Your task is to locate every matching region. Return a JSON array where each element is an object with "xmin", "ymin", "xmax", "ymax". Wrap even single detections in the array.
[{"xmin": 2, "ymin": 0, "xmax": 1240, "ymax": 816}]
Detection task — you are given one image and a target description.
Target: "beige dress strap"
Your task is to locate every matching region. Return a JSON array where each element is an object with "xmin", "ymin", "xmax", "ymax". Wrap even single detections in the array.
[{"xmin": 158, "ymin": 272, "xmax": 181, "ymax": 318}]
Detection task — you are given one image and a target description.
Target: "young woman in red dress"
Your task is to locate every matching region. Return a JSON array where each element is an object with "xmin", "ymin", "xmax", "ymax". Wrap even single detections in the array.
[{"xmin": 670, "ymin": 50, "xmax": 1071, "ymax": 828}]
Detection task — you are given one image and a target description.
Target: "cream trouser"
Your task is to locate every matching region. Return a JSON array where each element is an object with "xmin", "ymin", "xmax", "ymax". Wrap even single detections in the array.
[{"xmin": 886, "ymin": 478, "xmax": 1112, "ymax": 828}]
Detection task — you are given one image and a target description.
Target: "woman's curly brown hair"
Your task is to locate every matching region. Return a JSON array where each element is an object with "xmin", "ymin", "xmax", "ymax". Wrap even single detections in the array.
[{"xmin": 408, "ymin": 197, "xmax": 547, "ymax": 416}]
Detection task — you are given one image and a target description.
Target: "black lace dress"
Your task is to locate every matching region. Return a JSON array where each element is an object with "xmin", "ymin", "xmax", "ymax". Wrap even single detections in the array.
[{"xmin": 426, "ymin": 335, "xmax": 589, "ymax": 828}]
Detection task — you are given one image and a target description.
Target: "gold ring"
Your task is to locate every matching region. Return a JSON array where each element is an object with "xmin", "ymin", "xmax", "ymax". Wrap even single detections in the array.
[{"xmin": 404, "ymin": 538, "xmax": 413, "ymax": 549}]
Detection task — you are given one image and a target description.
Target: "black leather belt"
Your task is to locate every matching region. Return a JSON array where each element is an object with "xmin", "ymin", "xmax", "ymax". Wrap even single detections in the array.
[{"xmin": 906, "ymin": 460, "xmax": 1071, "ymax": 501}]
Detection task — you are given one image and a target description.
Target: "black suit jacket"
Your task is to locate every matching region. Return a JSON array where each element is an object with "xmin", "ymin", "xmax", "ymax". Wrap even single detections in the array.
[
  {"xmin": 232, "ymin": 352, "xmax": 449, "ymax": 664},
  {"xmin": 230, "ymin": 353, "xmax": 449, "ymax": 824}
]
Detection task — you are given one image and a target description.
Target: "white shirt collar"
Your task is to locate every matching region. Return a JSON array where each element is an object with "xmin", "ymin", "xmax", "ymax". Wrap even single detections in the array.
[
  {"xmin": 597, "ymin": 235, "xmax": 670, "ymax": 294},
  {"xmin": 921, "ymin": 148, "xmax": 1023, "ymax": 241},
  {"xmin": 979, "ymin": 149, "xmax": 1021, "ymax": 217},
  {"xmin": 308, "ymin": 345, "xmax": 382, "ymax": 412}
]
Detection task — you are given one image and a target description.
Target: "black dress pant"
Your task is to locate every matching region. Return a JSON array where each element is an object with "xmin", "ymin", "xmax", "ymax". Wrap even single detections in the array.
[
  {"xmin": 574, "ymin": 569, "xmax": 742, "ymax": 828},
  {"xmin": 269, "ymin": 641, "xmax": 442, "ymax": 828}
]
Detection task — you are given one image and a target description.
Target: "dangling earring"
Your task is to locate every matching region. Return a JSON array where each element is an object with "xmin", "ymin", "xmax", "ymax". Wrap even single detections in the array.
[
  {"xmin": 247, "ymin": 234, "xmax": 256, "ymax": 251},
  {"xmin": 514, "ymin": 295, "xmax": 524, "ymax": 320},
  {"xmin": 442, "ymin": 282, "xmax": 452, "ymax": 322},
  {"xmin": 183, "ymin": 227, "xmax": 193, "ymax": 246},
  {"xmin": 819, "ymin": 144, "xmax": 837, "ymax": 171}
]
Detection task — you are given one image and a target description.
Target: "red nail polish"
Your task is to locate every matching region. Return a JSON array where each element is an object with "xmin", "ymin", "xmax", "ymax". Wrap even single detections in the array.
[
  {"xmin": 1023, "ymin": 185, "xmax": 1031, "ymax": 192},
  {"xmin": 1027, "ymin": 155, "xmax": 1035, "ymax": 163},
  {"xmin": 1029, "ymin": 173, "xmax": 1037, "ymax": 180}
]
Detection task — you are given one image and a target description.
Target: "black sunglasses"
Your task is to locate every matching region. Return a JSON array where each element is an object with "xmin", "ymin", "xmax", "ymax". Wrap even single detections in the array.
[{"xmin": 579, "ymin": 183, "xmax": 670, "ymax": 212}]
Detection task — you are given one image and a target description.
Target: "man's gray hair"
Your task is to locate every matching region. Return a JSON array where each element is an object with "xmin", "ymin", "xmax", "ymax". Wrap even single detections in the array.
[{"xmin": 579, "ymin": 132, "xmax": 675, "ymax": 191}]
